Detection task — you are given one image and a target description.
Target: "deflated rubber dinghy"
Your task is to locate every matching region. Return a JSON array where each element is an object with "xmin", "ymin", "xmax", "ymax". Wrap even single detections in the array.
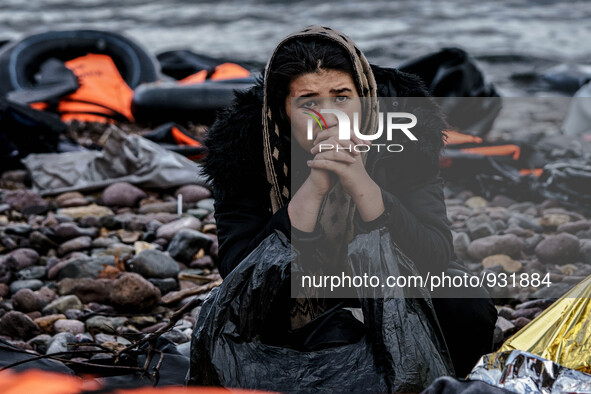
[
  {"xmin": 0, "ymin": 29, "xmax": 160, "ymax": 123},
  {"xmin": 0, "ymin": 29, "xmax": 160, "ymax": 95},
  {"xmin": 132, "ymin": 50, "xmax": 255, "ymax": 125}
]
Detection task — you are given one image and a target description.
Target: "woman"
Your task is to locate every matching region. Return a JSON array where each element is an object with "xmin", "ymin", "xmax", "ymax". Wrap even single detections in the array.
[{"xmin": 199, "ymin": 26, "xmax": 497, "ymax": 381}]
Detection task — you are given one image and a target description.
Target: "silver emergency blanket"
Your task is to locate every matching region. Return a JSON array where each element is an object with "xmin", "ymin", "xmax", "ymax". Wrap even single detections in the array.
[
  {"xmin": 22, "ymin": 126, "xmax": 206, "ymax": 195},
  {"xmin": 469, "ymin": 350, "xmax": 591, "ymax": 393}
]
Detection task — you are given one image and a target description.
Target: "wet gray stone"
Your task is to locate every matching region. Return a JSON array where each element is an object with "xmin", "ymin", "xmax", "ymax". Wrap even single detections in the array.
[
  {"xmin": 42, "ymin": 295, "xmax": 83, "ymax": 315},
  {"xmin": 10, "ymin": 279, "xmax": 44, "ymax": 293},
  {"xmin": 467, "ymin": 234, "xmax": 524, "ymax": 260},
  {"xmin": 17, "ymin": 266, "xmax": 47, "ymax": 281},
  {"xmin": 58, "ymin": 236, "xmax": 92, "ymax": 256},
  {"xmin": 167, "ymin": 228, "xmax": 213, "ymax": 263},
  {"xmin": 46, "ymin": 332, "xmax": 76, "ymax": 355},
  {"xmin": 534, "ymin": 233, "xmax": 580, "ymax": 265},
  {"xmin": 129, "ymin": 249, "xmax": 180, "ymax": 279},
  {"xmin": 101, "ymin": 182, "xmax": 147, "ymax": 207}
]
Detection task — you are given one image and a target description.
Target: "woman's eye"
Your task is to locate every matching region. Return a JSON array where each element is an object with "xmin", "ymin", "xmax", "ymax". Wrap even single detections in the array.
[
  {"xmin": 302, "ymin": 100, "xmax": 317, "ymax": 108},
  {"xmin": 335, "ymin": 96, "xmax": 349, "ymax": 103}
]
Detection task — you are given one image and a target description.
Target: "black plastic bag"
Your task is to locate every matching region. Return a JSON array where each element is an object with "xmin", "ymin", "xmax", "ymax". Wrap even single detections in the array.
[
  {"xmin": 398, "ymin": 47, "xmax": 501, "ymax": 138},
  {"xmin": 0, "ymin": 96, "xmax": 65, "ymax": 171},
  {"xmin": 533, "ymin": 158, "xmax": 591, "ymax": 215},
  {"xmin": 187, "ymin": 228, "xmax": 454, "ymax": 393}
]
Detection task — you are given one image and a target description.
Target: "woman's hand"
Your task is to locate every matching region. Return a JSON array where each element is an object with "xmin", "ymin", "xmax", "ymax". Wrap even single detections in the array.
[
  {"xmin": 307, "ymin": 128, "xmax": 385, "ymax": 222},
  {"xmin": 308, "ymin": 128, "xmax": 372, "ymax": 197},
  {"xmin": 306, "ymin": 165, "xmax": 335, "ymax": 198}
]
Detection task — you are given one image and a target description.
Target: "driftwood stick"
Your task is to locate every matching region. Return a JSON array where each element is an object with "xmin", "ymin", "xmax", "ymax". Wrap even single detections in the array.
[
  {"xmin": 0, "ymin": 348, "xmax": 108, "ymax": 371},
  {"xmin": 114, "ymin": 296, "xmax": 201, "ymax": 362}
]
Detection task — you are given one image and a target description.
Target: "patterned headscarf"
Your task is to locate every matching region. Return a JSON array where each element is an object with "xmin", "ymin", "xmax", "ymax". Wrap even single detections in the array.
[
  {"xmin": 262, "ymin": 25, "xmax": 379, "ymax": 242},
  {"xmin": 262, "ymin": 26, "xmax": 380, "ymax": 329}
]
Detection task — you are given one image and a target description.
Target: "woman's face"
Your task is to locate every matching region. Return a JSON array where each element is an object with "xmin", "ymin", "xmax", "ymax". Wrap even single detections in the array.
[{"xmin": 285, "ymin": 69, "xmax": 361, "ymax": 152}]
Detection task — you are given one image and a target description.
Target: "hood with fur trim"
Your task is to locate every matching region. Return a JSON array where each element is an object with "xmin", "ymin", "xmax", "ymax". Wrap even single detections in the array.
[{"xmin": 201, "ymin": 65, "xmax": 448, "ymax": 200}]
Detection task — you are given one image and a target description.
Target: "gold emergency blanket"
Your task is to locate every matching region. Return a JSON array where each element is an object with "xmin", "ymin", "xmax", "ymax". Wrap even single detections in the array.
[{"xmin": 499, "ymin": 275, "xmax": 591, "ymax": 373}]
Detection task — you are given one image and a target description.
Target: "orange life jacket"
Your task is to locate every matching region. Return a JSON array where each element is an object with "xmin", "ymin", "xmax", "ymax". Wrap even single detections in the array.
[
  {"xmin": 31, "ymin": 54, "xmax": 134, "ymax": 123},
  {"xmin": 442, "ymin": 129, "xmax": 542, "ymax": 176},
  {"xmin": 179, "ymin": 63, "xmax": 250, "ymax": 85}
]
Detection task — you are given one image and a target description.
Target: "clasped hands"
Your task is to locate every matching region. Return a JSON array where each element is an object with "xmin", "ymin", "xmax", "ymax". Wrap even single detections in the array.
[{"xmin": 306, "ymin": 127, "xmax": 374, "ymax": 199}]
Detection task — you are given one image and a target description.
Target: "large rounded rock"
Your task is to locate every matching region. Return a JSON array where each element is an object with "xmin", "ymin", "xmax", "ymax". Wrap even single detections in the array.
[
  {"xmin": 59, "ymin": 277, "xmax": 112, "ymax": 304},
  {"xmin": 1, "ymin": 190, "xmax": 48, "ymax": 214},
  {"xmin": 174, "ymin": 185, "xmax": 211, "ymax": 203},
  {"xmin": 57, "ymin": 236, "xmax": 92, "ymax": 256},
  {"xmin": 110, "ymin": 273, "xmax": 161, "ymax": 311},
  {"xmin": 467, "ymin": 234, "xmax": 524, "ymax": 260},
  {"xmin": 128, "ymin": 250, "xmax": 180, "ymax": 279},
  {"xmin": 55, "ymin": 256, "xmax": 115, "ymax": 280},
  {"xmin": 53, "ymin": 319, "xmax": 85, "ymax": 334},
  {"xmin": 12, "ymin": 288, "xmax": 44, "ymax": 312},
  {"xmin": 7, "ymin": 248, "xmax": 39, "ymax": 270},
  {"xmin": 101, "ymin": 182, "xmax": 147, "ymax": 207},
  {"xmin": 42, "ymin": 295, "xmax": 83, "ymax": 315},
  {"xmin": 535, "ymin": 233, "xmax": 580, "ymax": 265},
  {"xmin": 0, "ymin": 311, "xmax": 41, "ymax": 339},
  {"xmin": 54, "ymin": 223, "xmax": 98, "ymax": 240},
  {"xmin": 167, "ymin": 228, "xmax": 213, "ymax": 263},
  {"xmin": 156, "ymin": 216, "xmax": 201, "ymax": 240},
  {"xmin": 10, "ymin": 279, "xmax": 44, "ymax": 293}
]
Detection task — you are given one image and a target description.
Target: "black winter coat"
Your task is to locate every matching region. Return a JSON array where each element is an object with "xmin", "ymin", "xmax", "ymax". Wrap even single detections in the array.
[{"xmin": 202, "ymin": 65, "xmax": 453, "ymax": 279}]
